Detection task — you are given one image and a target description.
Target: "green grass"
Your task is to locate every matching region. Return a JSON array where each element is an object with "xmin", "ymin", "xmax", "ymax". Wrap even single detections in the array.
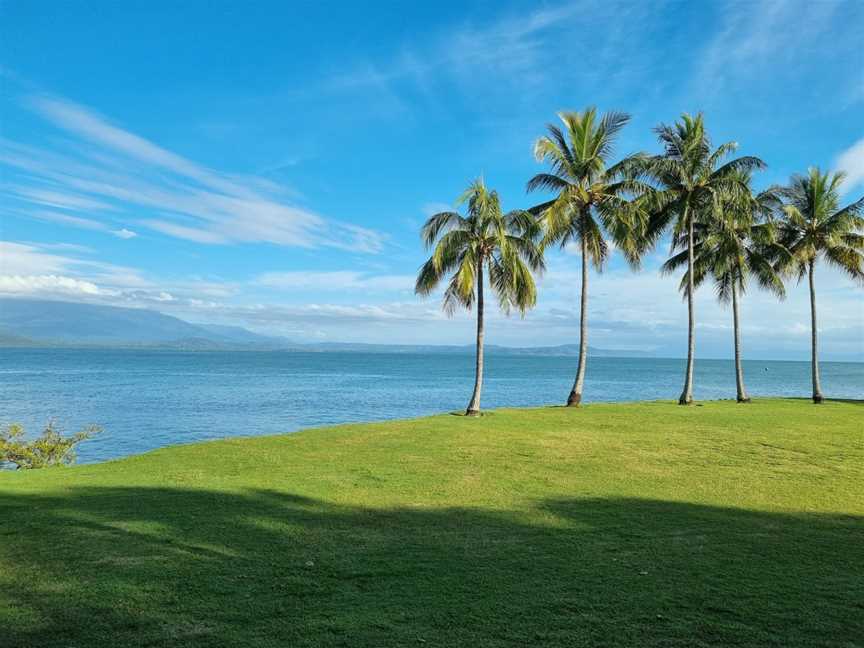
[{"xmin": 1, "ymin": 398, "xmax": 862, "ymax": 647}]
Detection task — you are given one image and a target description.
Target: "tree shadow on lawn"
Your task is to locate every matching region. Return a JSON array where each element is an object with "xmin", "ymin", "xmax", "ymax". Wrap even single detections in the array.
[
  {"xmin": 783, "ymin": 397, "xmax": 863, "ymax": 405},
  {"xmin": 1, "ymin": 488, "xmax": 861, "ymax": 647}
]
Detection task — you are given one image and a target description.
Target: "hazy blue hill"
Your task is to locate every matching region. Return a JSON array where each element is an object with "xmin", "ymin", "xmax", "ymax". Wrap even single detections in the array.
[
  {"xmin": 196, "ymin": 323, "xmax": 288, "ymax": 346},
  {"xmin": 0, "ymin": 331, "xmax": 39, "ymax": 347},
  {"xmin": 0, "ymin": 298, "xmax": 647, "ymax": 357},
  {"xmin": 0, "ymin": 299, "xmax": 647, "ymax": 356},
  {"xmin": 0, "ymin": 299, "xmax": 216, "ymax": 344},
  {"xmin": 0, "ymin": 299, "xmax": 294, "ymax": 348},
  {"xmin": 0, "ymin": 299, "xmax": 296, "ymax": 349}
]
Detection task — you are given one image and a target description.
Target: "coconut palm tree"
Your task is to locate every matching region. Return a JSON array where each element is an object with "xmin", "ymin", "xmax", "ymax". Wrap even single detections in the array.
[
  {"xmin": 416, "ymin": 178, "xmax": 544, "ymax": 416},
  {"xmin": 775, "ymin": 168, "xmax": 864, "ymax": 403},
  {"xmin": 662, "ymin": 174, "xmax": 788, "ymax": 402},
  {"xmin": 638, "ymin": 113, "xmax": 765, "ymax": 404},
  {"xmin": 526, "ymin": 108, "xmax": 648, "ymax": 406}
]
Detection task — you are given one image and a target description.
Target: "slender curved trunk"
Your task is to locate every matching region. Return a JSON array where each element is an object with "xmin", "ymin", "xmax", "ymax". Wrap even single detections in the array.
[
  {"xmin": 567, "ymin": 235, "xmax": 589, "ymax": 406},
  {"xmin": 731, "ymin": 281, "xmax": 749, "ymax": 402},
  {"xmin": 466, "ymin": 259, "xmax": 485, "ymax": 416},
  {"xmin": 808, "ymin": 261, "xmax": 824, "ymax": 404},
  {"xmin": 679, "ymin": 209, "xmax": 695, "ymax": 405}
]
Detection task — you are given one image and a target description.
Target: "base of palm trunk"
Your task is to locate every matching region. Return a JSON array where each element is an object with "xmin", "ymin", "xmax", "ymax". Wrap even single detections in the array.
[
  {"xmin": 678, "ymin": 394, "xmax": 693, "ymax": 405},
  {"xmin": 812, "ymin": 394, "xmax": 824, "ymax": 404},
  {"xmin": 566, "ymin": 392, "xmax": 582, "ymax": 407},
  {"xmin": 465, "ymin": 408, "xmax": 481, "ymax": 417},
  {"xmin": 736, "ymin": 396, "xmax": 751, "ymax": 403}
]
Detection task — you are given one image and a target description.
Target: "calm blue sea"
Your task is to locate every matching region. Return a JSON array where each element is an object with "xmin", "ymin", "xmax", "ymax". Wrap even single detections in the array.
[{"xmin": 1, "ymin": 348, "xmax": 861, "ymax": 463}]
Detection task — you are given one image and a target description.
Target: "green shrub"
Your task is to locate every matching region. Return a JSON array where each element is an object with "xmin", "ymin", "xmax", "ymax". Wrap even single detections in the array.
[{"xmin": 0, "ymin": 422, "xmax": 99, "ymax": 470}]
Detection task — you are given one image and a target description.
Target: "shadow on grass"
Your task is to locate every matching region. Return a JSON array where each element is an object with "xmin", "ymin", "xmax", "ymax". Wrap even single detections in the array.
[
  {"xmin": 1, "ymin": 488, "xmax": 861, "ymax": 647},
  {"xmin": 783, "ymin": 397, "xmax": 864, "ymax": 405}
]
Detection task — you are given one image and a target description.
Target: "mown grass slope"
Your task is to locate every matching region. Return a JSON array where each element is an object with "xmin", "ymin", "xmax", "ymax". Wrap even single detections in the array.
[{"xmin": 1, "ymin": 399, "xmax": 862, "ymax": 647}]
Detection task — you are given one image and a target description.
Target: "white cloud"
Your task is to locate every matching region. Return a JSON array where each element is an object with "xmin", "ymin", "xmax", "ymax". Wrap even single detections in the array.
[
  {"xmin": 0, "ymin": 241, "xmax": 77, "ymax": 275},
  {"xmin": 0, "ymin": 274, "xmax": 107, "ymax": 296},
  {"xmin": 8, "ymin": 186, "xmax": 115, "ymax": 211},
  {"xmin": 143, "ymin": 220, "xmax": 228, "ymax": 244},
  {"xmin": 1, "ymin": 95, "xmax": 385, "ymax": 253},
  {"xmin": 11, "ymin": 207, "xmax": 139, "ymax": 241},
  {"xmin": 0, "ymin": 241, "xmax": 148, "ymax": 288},
  {"xmin": 30, "ymin": 96, "xmax": 250, "ymax": 197},
  {"xmin": 836, "ymin": 137, "xmax": 864, "ymax": 193},
  {"xmin": 29, "ymin": 209, "xmax": 107, "ymax": 231}
]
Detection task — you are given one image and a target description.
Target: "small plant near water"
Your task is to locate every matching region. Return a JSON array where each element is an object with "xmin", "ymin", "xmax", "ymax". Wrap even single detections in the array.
[{"xmin": 0, "ymin": 421, "xmax": 99, "ymax": 469}]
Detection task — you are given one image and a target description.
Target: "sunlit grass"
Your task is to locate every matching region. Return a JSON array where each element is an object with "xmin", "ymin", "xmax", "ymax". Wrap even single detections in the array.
[{"xmin": 1, "ymin": 398, "xmax": 861, "ymax": 646}]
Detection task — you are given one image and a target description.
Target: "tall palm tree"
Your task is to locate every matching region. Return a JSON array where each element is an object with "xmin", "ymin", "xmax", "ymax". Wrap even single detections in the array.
[
  {"xmin": 662, "ymin": 173, "xmax": 787, "ymax": 402},
  {"xmin": 775, "ymin": 168, "xmax": 864, "ymax": 403},
  {"xmin": 526, "ymin": 107, "xmax": 647, "ymax": 407},
  {"xmin": 416, "ymin": 178, "xmax": 544, "ymax": 416},
  {"xmin": 639, "ymin": 113, "xmax": 765, "ymax": 404}
]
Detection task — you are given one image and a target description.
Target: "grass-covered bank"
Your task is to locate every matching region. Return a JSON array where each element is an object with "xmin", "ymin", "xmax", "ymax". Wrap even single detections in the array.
[{"xmin": 1, "ymin": 399, "xmax": 862, "ymax": 647}]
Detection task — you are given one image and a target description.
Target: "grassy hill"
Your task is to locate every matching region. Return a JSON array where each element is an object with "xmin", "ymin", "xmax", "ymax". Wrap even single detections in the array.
[{"xmin": 1, "ymin": 399, "xmax": 862, "ymax": 647}]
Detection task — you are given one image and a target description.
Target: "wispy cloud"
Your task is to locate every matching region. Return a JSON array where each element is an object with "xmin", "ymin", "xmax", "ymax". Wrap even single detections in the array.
[
  {"xmin": 836, "ymin": 137, "xmax": 864, "ymax": 194},
  {"xmin": 7, "ymin": 186, "xmax": 115, "ymax": 212},
  {"xmin": 254, "ymin": 270, "xmax": 415, "ymax": 293},
  {"xmin": 693, "ymin": 0, "xmax": 857, "ymax": 104},
  {"xmin": 16, "ymin": 208, "xmax": 138, "ymax": 240},
  {"xmin": 28, "ymin": 209, "xmax": 107, "ymax": 232},
  {"xmin": 325, "ymin": 3, "xmax": 583, "ymax": 100},
  {"xmin": 1, "ymin": 95, "xmax": 386, "ymax": 252}
]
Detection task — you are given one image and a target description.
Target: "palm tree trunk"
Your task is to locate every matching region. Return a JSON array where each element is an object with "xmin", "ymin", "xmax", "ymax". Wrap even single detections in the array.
[
  {"xmin": 808, "ymin": 261, "xmax": 824, "ymax": 404},
  {"xmin": 679, "ymin": 209, "xmax": 695, "ymax": 405},
  {"xmin": 731, "ymin": 281, "xmax": 749, "ymax": 403},
  {"xmin": 466, "ymin": 260, "xmax": 485, "ymax": 416},
  {"xmin": 567, "ymin": 235, "xmax": 589, "ymax": 406}
]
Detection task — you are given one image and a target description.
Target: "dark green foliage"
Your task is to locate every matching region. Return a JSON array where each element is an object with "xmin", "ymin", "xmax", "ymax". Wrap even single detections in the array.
[
  {"xmin": 661, "ymin": 172, "xmax": 788, "ymax": 300},
  {"xmin": 415, "ymin": 178, "xmax": 544, "ymax": 314},
  {"xmin": 527, "ymin": 107, "xmax": 649, "ymax": 267},
  {"xmin": 776, "ymin": 167, "xmax": 864, "ymax": 282}
]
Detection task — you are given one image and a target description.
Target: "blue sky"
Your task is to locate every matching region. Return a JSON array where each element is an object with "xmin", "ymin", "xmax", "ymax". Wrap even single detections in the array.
[{"xmin": 1, "ymin": 0, "xmax": 862, "ymax": 359}]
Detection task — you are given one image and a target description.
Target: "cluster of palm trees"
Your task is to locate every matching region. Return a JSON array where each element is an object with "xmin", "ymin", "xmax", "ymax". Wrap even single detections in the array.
[{"xmin": 416, "ymin": 108, "xmax": 864, "ymax": 416}]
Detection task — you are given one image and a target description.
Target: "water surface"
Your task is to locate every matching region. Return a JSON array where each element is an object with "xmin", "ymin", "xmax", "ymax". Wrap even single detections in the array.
[{"xmin": 1, "ymin": 348, "xmax": 861, "ymax": 463}]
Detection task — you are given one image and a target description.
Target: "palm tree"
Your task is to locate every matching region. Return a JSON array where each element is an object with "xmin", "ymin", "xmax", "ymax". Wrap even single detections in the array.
[
  {"xmin": 639, "ymin": 113, "xmax": 765, "ymax": 404},
  {"xmin": 775, "ymin": 168, "xmax": 864, "ymax": 403},
  {"xmin": 526, "ymin": 108, "xmax": 647, "ymax": 407},
  {"xmin": 662, "ymin": 173, "xmax": 787, "ymax": 402},
  {"xmin": 416, "ymin": 178, "xmax": 544, "ymax": 416}
]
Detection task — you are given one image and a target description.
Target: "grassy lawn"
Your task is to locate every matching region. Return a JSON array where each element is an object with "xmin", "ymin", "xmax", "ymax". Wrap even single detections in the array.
[{"xmin": 1, "ymin": 398, "xmax": 862, "ymax": 647}]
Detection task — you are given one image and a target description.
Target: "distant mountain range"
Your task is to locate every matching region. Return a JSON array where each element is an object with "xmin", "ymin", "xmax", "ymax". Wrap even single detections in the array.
[
  {"xmin": 0, "ymin": 298, "xmax": 650, "ymax": 357},
  {"xmin": 0, "ymin": 299, "xmax": 287, "ymax": 349}
]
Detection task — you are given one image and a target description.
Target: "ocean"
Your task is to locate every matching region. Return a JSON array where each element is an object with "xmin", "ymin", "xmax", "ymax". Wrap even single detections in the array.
[{"xmin": 1, "ymin": 348, "xmax": 861, "ymax": 463}]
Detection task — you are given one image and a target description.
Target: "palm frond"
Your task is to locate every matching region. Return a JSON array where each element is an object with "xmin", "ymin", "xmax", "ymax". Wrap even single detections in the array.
[
  {"xmin": 526, "ymin": 173, "xmax": 570, "ymax": 194},
  {"xmin": 416, "ymin": 178, "xmax": 543, "ymax": 317}
]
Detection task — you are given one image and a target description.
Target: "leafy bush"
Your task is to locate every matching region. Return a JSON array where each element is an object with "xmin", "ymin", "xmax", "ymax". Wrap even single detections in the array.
[{"xmin": 1, "ymin": 422, "xmax": 99, "ymax": 470}]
